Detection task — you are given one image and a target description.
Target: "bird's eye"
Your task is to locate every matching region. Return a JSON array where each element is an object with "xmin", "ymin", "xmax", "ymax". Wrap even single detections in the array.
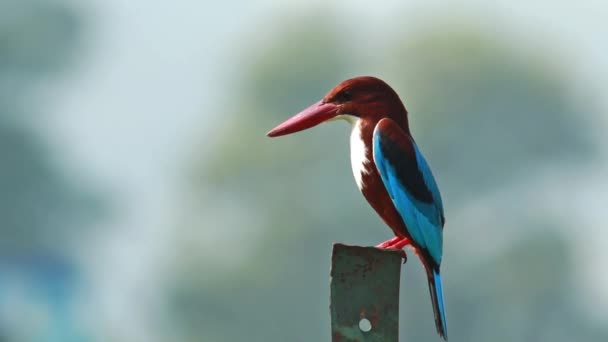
[{"xmin": 336, "ymin": 90, "xmax": 352, "ymax": 103}]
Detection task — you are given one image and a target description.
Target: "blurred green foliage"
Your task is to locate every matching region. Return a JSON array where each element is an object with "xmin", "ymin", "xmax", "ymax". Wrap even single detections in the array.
[
  {"xmin": 168, "ymin": 13, "xmax": 605, "ymax": 342},
  {"xmin": 0, "ymin": 1, "xmax": 98, "ymax": 339},
  {"xmin": 0, "ymin": 122, "xmax": 101, "ymax": 253},
  {"xmin": 1, "ymin": 0, "xmax": 81, "ymax": 121},
  {"xmin": 389, "ymin": 28, "xmax": 593, "ymax": 198},
  {"xmin": 0, "ymin": 0, "xmax": 99, "ymax": 255}
]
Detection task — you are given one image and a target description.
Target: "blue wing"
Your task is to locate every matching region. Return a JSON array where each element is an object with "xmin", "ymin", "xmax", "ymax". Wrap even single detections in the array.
[{"xmin": 372, "ymin": 118, "xmax": 444, "ymax": 265}]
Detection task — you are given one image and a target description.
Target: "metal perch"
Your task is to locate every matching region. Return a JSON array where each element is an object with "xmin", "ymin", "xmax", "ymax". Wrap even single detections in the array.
[{"xmin": 330, "ymin": 243, "xmax": 404, "ymax": 342}]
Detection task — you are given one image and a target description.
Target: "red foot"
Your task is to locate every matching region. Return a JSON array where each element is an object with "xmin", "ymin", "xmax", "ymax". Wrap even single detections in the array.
[{"xmin": 376, "ymin": 237, "xmax": 411, "ymax": 263}]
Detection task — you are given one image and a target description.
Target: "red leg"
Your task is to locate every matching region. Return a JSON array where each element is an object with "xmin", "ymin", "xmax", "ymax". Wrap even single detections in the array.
[
  {"xmin": 376, "ymin": 236, "xmax": 400, "ymax": 248},
  {"xmin": 388, "ymin": 238, "xmax": 411, "ymax": 250}
]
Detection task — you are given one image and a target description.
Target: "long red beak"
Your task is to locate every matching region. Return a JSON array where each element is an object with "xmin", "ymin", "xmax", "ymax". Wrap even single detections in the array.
[{"xmin": 267, "ymin": 101, "xmax": 338, "ymax": 137}]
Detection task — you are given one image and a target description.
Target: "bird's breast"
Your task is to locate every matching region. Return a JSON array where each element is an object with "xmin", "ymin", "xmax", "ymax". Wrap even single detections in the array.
[{"xmin": 346, "ymin": 117, "xmax": 410, "ymax": 238}]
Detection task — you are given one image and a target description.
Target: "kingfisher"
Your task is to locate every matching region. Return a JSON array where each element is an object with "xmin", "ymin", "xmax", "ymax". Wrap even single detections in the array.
[{"xmin": 267, "ymin": 76, "xmax": 448, "ymax": 340}]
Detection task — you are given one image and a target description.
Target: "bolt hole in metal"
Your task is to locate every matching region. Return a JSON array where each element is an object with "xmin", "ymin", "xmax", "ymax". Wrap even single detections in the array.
[{"xmin": 359, "ymin": 318, "xmax": 372, "ymax": 332}]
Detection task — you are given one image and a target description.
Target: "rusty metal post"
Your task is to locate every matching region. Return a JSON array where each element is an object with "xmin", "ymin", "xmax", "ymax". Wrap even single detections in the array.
[{"xmin": 330, "ymin": 243, "xmax": 403, "ymax": 342}]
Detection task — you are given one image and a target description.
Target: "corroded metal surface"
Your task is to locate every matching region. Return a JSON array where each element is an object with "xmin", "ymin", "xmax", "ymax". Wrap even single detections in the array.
[{"xmin": 330, "ymin": 243, "xmax": 403, "ymax": 342}]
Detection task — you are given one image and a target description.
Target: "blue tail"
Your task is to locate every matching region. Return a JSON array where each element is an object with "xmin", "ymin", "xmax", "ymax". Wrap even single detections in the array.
[{"xmin": 428, "ymin": 270, "xmax": 448, "ymax": 340}]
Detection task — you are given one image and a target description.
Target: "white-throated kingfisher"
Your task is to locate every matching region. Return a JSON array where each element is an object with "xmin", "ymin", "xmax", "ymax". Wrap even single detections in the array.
[{"xmin": 267, "ymin": 76, "xmax": 448, "ymax": 340}]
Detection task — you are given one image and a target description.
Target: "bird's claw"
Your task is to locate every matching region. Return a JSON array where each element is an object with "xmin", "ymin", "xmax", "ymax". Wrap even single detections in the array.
[{"xmin": 390, "ymin": 248, "xmax": 407, "ymax": 264}]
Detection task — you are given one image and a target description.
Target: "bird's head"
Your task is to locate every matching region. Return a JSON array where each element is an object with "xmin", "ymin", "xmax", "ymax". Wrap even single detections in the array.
[{"xmin": 267, "ymin": 76, "xmax": 408, "ymax": 137}]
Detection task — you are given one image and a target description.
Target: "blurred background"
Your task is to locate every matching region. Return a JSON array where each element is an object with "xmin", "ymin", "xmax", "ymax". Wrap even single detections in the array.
[{"xmin": 1, "ymin": 0, "xmax": 607, "ymax": 341}]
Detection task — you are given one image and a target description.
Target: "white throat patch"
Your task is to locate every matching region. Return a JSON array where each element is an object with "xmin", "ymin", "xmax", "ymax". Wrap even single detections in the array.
[
  {"xmin": 348, "ymin": 118, "xmax": 369, "ymax": 190},
  {"xmin": 329, "ymin": 115, "xmax": 370, "ymax": 190}
]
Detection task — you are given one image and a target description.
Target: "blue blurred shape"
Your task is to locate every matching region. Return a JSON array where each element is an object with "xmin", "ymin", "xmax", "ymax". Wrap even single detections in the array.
[{"xmin": 0, "ymin": 253, "xmax": 88, "ymax": 342}]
